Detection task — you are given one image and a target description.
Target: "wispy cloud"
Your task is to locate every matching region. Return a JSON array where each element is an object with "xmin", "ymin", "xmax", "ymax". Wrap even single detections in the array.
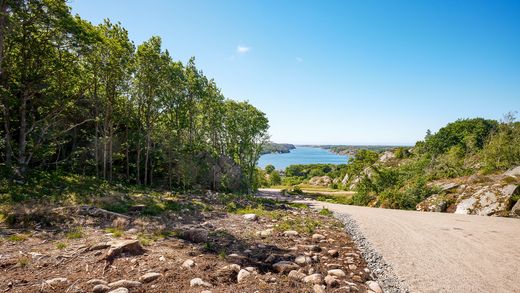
[{"xmin": 237, "ymin": 45, "xmax": 251, "ymax": 54}]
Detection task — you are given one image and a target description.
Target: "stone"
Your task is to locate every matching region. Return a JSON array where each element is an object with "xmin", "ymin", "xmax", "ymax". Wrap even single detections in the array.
[
  {"xmin": 324, "ymin": 275, "xmax": 339, "ymax": 287},
  {"xmin": 107, "ymin": 280, "xmax": 141, "ymax": 288},
  {"xmin": 295, "ymin": 255, "xmax": 313, "ymax": 266},
  {"xmin": 352, "ymin": 275, "xmax": 363, "ymax": 282},
  {"xmin": 283, "ymin": 230, "xmax": 299, "ymax": 237},
  {"xmin": 221, "ymin": 264, "xmax": 241, "ymax": 272},
  {"xmin": 107, "ymin": 288, "xmax": 128, "ymax": 293},
  {"xmin": 327, "ymin": 249, "xmax": 339, "ymax": 257},
  {"xmin": 45, "ymin": 278, "xmax": 68, "ymax": 285},
  {"xmin": 182, "ymin": 259, "xmax": 195, "ymax": 269},
  {"xmin": 312, "ymin": 234, "xmax": 326, "ymax": 241},
  {"xmin": 416, "ymin": 194, "xmax": 449, "ymax": 212},
  {"xmin": 180, "ymin": 229, "xmax": 208, "ymax": 243},
  {"xmin": 93, "ymin": 284, "xmax": 110, "ymax": 293},
  {"xmin": 348, "ymin": 264, "xmax": 357, "ymax": 270},
  {"xmin": 504, "ymin": 166, "xmax": 520, "ymax": 177},
  {"xmin": 139, "ymin": 272, "xmax": 161, "ymax": 283},
  {"xmin": 190, "ymin": 278, "xmax": 212, "ymax": 287},
  {"xmin": 272, "ymin": 261, "xmax": 299, "ymax": 274},
  {"xmin": 309, "ymin": 176, "xmax": 333, "ymax": 186},
  {"xmin": 303, "ymin": 274, "xmax": 324, "ymax": 284},
  {"xmin": 242, "ymin": 214, "xmax": 258, "ymax": 221},
  {"xmin": 288, "ymin": 270, "xmax": 306, "ymax": 280},
  {"xmin": 313, "ymin": 284, "xmax": 326, "ymax": 293},
  {"xmin": 328, "ymin": 269, "xmax": 346, "ymax": 278},
  {"xmin": 265, "ymin": 254, "xmax": 276, "ymax": 263},
  {"xmin": 237, "ymin": 269, "xmax": 251, "ymax": 283},
  {"xmin": 455, "ymin": 184, "xmax": 519, "ymax": 216},
  {"xmin": 300, "ymin": 244, "xmax": 321, "ymax": 252},
  {"xmin": 87, "ymin": 279, "xmax": 108, "ymax": 285},
  {"xmin": 255, "ymin": 229, "xmax": 273, "ymax": 237},
  {"xmin": 379, "ymin": 150, "xmax": 396, "ymax": 163},
  {"xmin": 105, "ymin": 240, "xmax": 144, "ymax": 261},
  {"xmin": 366, "ymin": 281, "xmax": 383, "ymax": 293},
  {"xmin": 159, "ymin": 256, "xmax": 166, "ymax": 261},
  {"xmin": 511, "ymin": 200, "xmax": 520, "ymax": 217}
]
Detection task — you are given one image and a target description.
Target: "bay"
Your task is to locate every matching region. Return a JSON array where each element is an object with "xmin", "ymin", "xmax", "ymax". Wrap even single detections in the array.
[{"xmin": 258, "ymin": 146, "xmax": 349, "ymax": 170}]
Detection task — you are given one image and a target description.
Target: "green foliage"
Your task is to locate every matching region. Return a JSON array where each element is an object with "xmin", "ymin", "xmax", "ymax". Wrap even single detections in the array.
[
  {"xmin": 56, "ymin": 242, "xmax": 67, "ymax": 250},
  {"xmin": 269, "ymin": 171, "xmax": 282, "ymax": 186},
  {"xmin": 264, "ymin": 164, "xmax": 275, "ymax": 174},
  {"xmin": 481, "ymin": 117, "xmax": 520, "ymax": 171},
  {"xmin": 66, "ymin": 227, "xmax": 83, "ymax": 239},
  {"xmin": 319, "ymin": 208, "xmax": 334, "ymax": 217},
  {"xmin": 7, "ymin": 234, "xmax": 28, "ymax": 242}
]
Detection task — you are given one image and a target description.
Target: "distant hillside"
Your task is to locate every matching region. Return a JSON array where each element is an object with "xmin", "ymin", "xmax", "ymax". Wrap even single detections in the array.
[
  {"xmin": 302, "ymin": 145, "xmax": 398, "ymax": 156},
  {"xmin": 261, "ymin": 143, "xmax": 296, "ymax": 154}
]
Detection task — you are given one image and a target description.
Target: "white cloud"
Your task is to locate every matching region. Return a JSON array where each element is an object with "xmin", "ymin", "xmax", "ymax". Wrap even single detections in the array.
[{"xmin": 237, "ymin": 45, "xmax": 251, "ymax": 54}]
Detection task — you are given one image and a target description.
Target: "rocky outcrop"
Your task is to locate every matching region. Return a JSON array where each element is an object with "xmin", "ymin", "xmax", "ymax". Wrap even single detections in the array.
[
  {"xmin": 379, "ymin": 151, "xmax": 396, "ymax": 163},
  {"xmin": 505, "ymin": 166, "xmax": 520, "ymax": 177},
  {"xmin": 455, "ymin": 184, "xmax": 519, "ymax": 216},
  {"xmin": 416, "ymin": 194, "xmax": 449, "ymax": 212},
  {"xmin": 308, "ymin": 176, "xmax": 332, "ymax": 186}
]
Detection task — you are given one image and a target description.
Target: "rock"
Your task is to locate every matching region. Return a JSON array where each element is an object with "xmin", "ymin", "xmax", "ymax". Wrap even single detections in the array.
[
  {"xmin": 511, "ymin": 200, "xmax": 520, "ymax": 217},
  {"xmin": 92, "ymin": 284, "xmax": 110, "ymax": 293},
  {"xmin": 272, "ymin": 261, "xmax": 300, "ymax": 274},
  {"xmin": 366, "ymin": 281, "xmax": 383, "ymax": 293},
  {"xmin": 87, "ymin": 279, "xmax": 108, "ymax": 285},
  {"xmin": 416, "ymin": 194, "xmax": 448, "ymax": 212},
  {"xmin": 221, "ymin": 264, "xmax": 241, "ymax": 272},
  {"xmin": 255, "ymin": 228, "xmax": 273, "ymax": 237},
  {"xmin": 313, "ymin": 284, "xmax": 326, "ymax": 293},
  {"xmin": 182, "ymin": 259, "xmax": 195, "ymax": 269},
  {"xmin": 139, "ymin": 272, "xmax": 161, "ymax": 283},
  {"xmin": 200, "ymin": 291, "xmax": 212, "ymax": 293},
  {"xmin": 348, "ymin": 264, "xmax": 357, "ymax": 270},
  {"xmin": 300, "ymin": 244, "xmax": 321, "ymax": 252},
  {"xmin": 180, "ymin": 229, "xmax": 208, "ymax": 243},
  {"xmin": 107, "ymin": 280, "xmax": 141, "ymax": 288},
  {"xmin": 327, "ymin": 249, "xmax": 339, "ymax": 257},
  {"xmin": 87, "ymin": 242, "xmax": 111, "ymax": 251},
  {"xmin": 107, "ymin": 288, "xmax": 128, "ymax": 293},
  {"xmin": 312, "ymin": 234, "xmax": 326, "ymax": 241},
  {"xmin": 504, "ymin": 166, "xmax": 520, "ymax": 177},
  {"xmin": 309, "ymin": 176, "xmax": 332, "ymax": 186},
  {"xmin": 328, "ymin": 269, "xmax": 346, "ymax": 278},
  {"xmin": 455, "ymin": 184, "xmax": 519, "ymax": 216},
  {"xmin": 434, "ymin": 182, "xmax": 460, "ymax": 192},
  {"xmin": 190, "ymin": 278, "xmax": 212, "ymax": 287},
  {"xmin": 45, "ymin": 278, "xmax": 68, "ymax": 285},
  {"xmin": 379, "ymin": 151, "xmax": 396, "ymax": 163},
  {"xmin": 265, "ymin": 254, "xmax": 276, "ymax": 263},
  {"xmin": 324, "ymin": 275, "xmax": 339, "ymax": 287},
  {"xmin": 303, "ymin": 274, "xmax": 324, "ymax": 284},
  {"xmin": 294, "ymin": 255, "xmax": 313, "ymax": 266},
  {"xmin": 237, "ymin": 269, "xmax": 251, "ymax": 283},
  {"xmin": 159, "ymin": 256, "xmax": 166, "ymax": 261},
  {"xmin": 341, "ymin": 173, "xmax": 349, "ymax": 185},
  {"xmin": 352, "ymin": 275, "xmax": 363, "ymax": 282},
  {"xmin": 283, "ymin": 230, "xmax": 299, "ymax": 237},
  {"xmin": 288, "ymin": 270, "xmax": 306, "ymax": 280},
  {"xmin": 105, "ymin": 240, "xmax": 144, "ymax": 261},
  {"xmin": 242, "ymin": 213, "xmax": 258, "ymax": 221}
]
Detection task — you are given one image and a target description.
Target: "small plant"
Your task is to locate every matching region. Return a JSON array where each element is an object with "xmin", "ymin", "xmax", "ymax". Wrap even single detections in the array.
[
  {"xmin": 17, "ymin": 256, "xmax": 29, "ymax": 268},
  {"xmin": 105, "ymin": 227, "xmax": 124, "ymax": 237},
  {"xmin": 218, "ymin": 250, "xmax": 226, "ymax": 259},
  {"xmin": 8, "ymin": 234, "xmax": 28, "ymax": 242},
  {"xmin": 56, "ymin": 242, "xmax": 67, "ymax": 250},
  {"xmin": 66, "ymin": 227, "xmax": 83, "ymax": 239},
  {"xmin": 319, "ymin": 208, "xmax": 334, "ymax": 217}
]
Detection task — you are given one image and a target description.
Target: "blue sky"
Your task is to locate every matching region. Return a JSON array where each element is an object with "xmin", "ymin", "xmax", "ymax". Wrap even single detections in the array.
[{"xmin": 70, "ymin": 0, "xmax": 520, "ymax": 145}]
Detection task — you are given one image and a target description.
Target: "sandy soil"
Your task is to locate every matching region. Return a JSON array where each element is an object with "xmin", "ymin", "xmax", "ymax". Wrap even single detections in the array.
[{"xmin": 302, "ymin": 201, "xmax": 520, "ymax": 293}]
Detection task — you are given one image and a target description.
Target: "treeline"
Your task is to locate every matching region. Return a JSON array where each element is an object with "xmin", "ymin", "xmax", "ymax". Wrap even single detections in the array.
[
  {"xmin": 0, "ymin": 0, "xmax": 269, "ymax": 193},
  {"xmin": 260, "ymin": 143, "xmax": 295, "ymax": 155}
]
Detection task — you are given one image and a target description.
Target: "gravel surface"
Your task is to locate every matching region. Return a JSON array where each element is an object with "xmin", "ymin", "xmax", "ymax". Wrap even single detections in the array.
[{"xmin": 334, "ymin": 212, "xmax": 410, "ymax": 293}]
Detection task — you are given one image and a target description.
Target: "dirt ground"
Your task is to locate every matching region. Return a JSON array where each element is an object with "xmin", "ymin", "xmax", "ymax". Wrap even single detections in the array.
[{"xmin": 0, "ymin": 192, "xmax": 374, "ymax": 292}]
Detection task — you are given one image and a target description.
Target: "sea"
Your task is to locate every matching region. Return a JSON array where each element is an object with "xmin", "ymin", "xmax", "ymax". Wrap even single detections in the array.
[{"xmin": 257, "ymin": 146, "xmax": 349, "ymax": 170}]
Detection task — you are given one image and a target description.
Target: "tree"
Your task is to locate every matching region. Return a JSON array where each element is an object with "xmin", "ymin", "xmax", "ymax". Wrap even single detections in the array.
[
  {"xmin": 265, "ymin": 164, "xmax": 275, "ymax": 174},
  {"xmin": 269, "ymin": 170, "xmax": 281, "ymax": 186}
]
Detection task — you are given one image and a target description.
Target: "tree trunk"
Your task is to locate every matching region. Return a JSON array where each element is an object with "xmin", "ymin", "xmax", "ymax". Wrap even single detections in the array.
[
  {"xmin": 17, "ymin": 92, "xmax": 28, "ymax": 178},
  {"xmin": 0, "ymin": 0, "xmax": 8, "ymax": 80},
  {"xmin": 125, "ymin": 126, "xmax": 129, "ymax": 182},
  {"xmin": 136, "ymin": 142, "xmax": 141, "ymax": 185}
]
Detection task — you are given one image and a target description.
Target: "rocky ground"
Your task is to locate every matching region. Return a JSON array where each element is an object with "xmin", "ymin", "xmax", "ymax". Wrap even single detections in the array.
[{"xmin": 0, "ymin": 191, "xmax": 382, "ymax": 293}]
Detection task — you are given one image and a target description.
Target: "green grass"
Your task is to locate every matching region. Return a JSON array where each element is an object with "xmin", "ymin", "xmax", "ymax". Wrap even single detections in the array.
[
  {"xmin": 66, "ymin": 227, "xmax": 83, "ymax": 239},
  {"xmin": 137, "ymin": 230, "xmax": 176, "ymax": 246},
  {"xmin": 105, "ymin": 227, "xmax": 124, "ymax": 237},
  {"xmin": 7, "ymin": 234, "xmax": 28, "ymax": 242},
  {"xmin": 275, "ymin": 216, "xmax": 320, "ymax": 234},
  {"xmin": 319, "ymin": 208, "xmax": 334, "ymax": 217},
  {"xmin": 55, "ymin": 242, "xmax": 67, "ymax": 249},
  {"xmin": 233, "ymin": 206, "xmax": 285, "ymax": 220}
]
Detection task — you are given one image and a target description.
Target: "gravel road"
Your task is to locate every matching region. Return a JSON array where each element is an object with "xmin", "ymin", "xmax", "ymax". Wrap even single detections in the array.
[{"xmin": 303, "ymin": 200, "xmax": 520, "ymax": 293}]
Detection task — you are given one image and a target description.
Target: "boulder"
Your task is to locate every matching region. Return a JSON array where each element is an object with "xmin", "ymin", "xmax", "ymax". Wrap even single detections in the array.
[
  {"xmin": 324, "ymin": 275, "xmax": 339, "ymax": 287},
  {"xmin": 303, "ymin": 274, "xmax": 324, "ymax": 284},
  {"xmin": 105, "ymin": 240, "xmax": 144, "ymax": 261},
  {"xmin": 455, "ymin": 184, "xmax": 519, "ymax": 216},
  {"xmin": 182, "ymin": 259, "xmax": 195, "ymax": 269},
  {"xmin": 341, "ymin": 173, "xmax": 349, "ymax": 185},
  {"xmin": 327, "ymin": 269, "xmax": 346, "ymax": 278},
  {"xmin": 288, "ymin": 270, "xmax": 306, "ymax": 280},
  {"xmin": 242, "ymin": 214, "xmax": 258, "ymax": 221},
  {"xmin": 309, "ymin": 176, "xmax": 333, "ymax": 186},
  {"xmin": 416, "ymin": 194, "xmax": 448, "ymax": 212},
  {"xmin": 379, "ymin": 151, "xmax": 396, "ymax": 163},
  {"xmin": 139, "ymin": 272, "xmax": 161, "ymax": 283},
  {"xmin": 237, "ymin": 269, "xmax": 251, "ymax": 283},
  {"xmin": 294, "ymin": 255, "xmax": 313, "ymax": 266},
  {"xmin": 511, "ymin": 200, "xmax": 520, "ymax": 217},
  {"xmin": 504, "ymin": 166, "xmax": 520, "ymax": 177},
  {"xmin": 272, "ymin": 261, "xmax": 299, "ymax": 274},
  {"xmin": 93, "ymin": 284, "xmax": 110, "ymax": 293},
  {"xmin": 190, "ymin": 278, "xmax": 212, "ymax": 287},
  {"xmin": 283, "ymin": 230, "xmax": 299, "ymax": 237},
  {"xmin": 179, "ymin": 229, "xmax": 208, "ymax": 243},
  {"xmin": 366, "ymin": 281, "xmax": 383, "ymax": 293}
]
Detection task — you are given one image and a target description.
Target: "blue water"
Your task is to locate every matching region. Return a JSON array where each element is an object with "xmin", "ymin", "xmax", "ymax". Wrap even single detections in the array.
[{"xmin": 258, "ymin": 147, "xmax": 349, "ymax": 170}]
